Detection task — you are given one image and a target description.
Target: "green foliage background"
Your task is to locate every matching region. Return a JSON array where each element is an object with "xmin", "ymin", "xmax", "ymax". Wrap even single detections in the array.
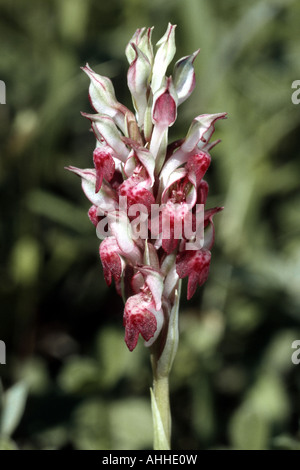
[{"xmin": 0, "ymin": 0, "xmax": 300, "ymax": 450}]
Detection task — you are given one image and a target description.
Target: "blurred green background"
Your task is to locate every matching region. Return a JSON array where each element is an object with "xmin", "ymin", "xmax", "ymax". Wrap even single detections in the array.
[{"xmin": 1, "ymin": 0, "xmax": 300, "ymax": 450}]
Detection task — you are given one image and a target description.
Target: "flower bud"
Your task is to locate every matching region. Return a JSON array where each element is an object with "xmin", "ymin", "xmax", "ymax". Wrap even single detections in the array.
[
  {"xmin": 82, "ymin": 64, "xmax": 118, "ymax": 114},
  {"xmin": 151, "ymin": 23, "xmax": 176, "ymax": 93},
  {"xmin": 126, "ymin": 27, "xmax": 154, "ymax": 66},
  {"xmin": 173, "ymin": 49, "xmax": 200, "ymax": 105},
  {"xmin": 126, "ymin": 28, "xmax": 145, "ymax": 63},
  {"xmin": 82, "ymin": 63, "xmax": 133, "ymax": 133},
  {"xmin": 138, "ymin": 27, "xmax": 154, "ymax": 64},
  {"xmin": 127, "ymin": 44, "xmax": 152, "ymax": 127},
  {"xmin": 82, "ymin": 113, "xmax": 129, "ymax": 162}
]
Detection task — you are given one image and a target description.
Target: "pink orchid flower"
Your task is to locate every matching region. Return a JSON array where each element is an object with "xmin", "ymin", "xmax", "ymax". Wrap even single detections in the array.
[{"xmin": 66, "ymin": 24, "xmax": 226, "ymax": 353}]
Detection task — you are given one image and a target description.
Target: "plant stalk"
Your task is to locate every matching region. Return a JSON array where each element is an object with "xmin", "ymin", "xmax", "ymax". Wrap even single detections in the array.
[
  {"xmin": 151, "ymin": 362, "xmax": 171, "ymax": 450},
  {"xmin": 150, "ymin": 280, "xmax": 181, "ymax": 450}
]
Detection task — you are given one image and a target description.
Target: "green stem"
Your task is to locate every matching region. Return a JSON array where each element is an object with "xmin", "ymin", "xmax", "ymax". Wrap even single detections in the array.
[
  {"xmin": 150, "ymin": 281, "xmax": 181, "ymax": 450},
  {"xmin": 151, "ymin": 359, "xmax": 171, "ymax": 450}
]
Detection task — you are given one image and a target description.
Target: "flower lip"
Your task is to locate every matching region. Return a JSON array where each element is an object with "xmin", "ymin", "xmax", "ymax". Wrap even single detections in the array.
[
  {"xmin": 93, "ymin": 147, "xmax": 115, "ymax": 192},
  {"xmin": 176, "ymin": 248, "xmax": 211, "ymax": 300},
  {"xmin": 99, "ymin": 236, "xmax": 125, "ymax": 286},
  {"xmin": 123, "ymin": 291, "xmax": 163, "ymax": 351}
]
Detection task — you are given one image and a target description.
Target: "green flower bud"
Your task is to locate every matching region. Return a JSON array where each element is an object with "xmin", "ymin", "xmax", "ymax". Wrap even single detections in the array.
[{"xmin": 151, "ymin": 23, "xmax": 176, "ymax": 93}]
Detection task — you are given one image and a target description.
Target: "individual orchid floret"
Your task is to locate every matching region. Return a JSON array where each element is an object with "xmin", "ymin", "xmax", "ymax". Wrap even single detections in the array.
[
  {"xmin": 123, "ymin": 143, "xmax": 155, "ymax": 187},
  {"xmin": 176, "ymin": 248, "xmax": 211, "ymax": 300},
  {"xmin": 82, "ymin": 63, "xmax": 141, "ymax": 142},
  {"xmin": 99, "ymin": 236, "xmax": 126, "ymax": 286},
  {"xmin": 123, "ymin": 289, "xmax": 164, "ymax": 351},
  {"xmin": 118, "ymin": 148, "xmax": 156, "ymax": 214},
  {"xmin": 66, "ymin": 166, "xmax": 118, "ymax": 211},
  {"xmin": 82, "ymin": 64, "xmax": 126, "ymax": 131},
  {"xmin": 150, "ymin": 77, "xmax": 178, "ymax": 168},
  {"xmin": 82, "ymin": 113, "xmax": 130, "ymax": 162},
  {"xmin": 159, "ymin": 112, "xmax": 226, "ymax": 190}
]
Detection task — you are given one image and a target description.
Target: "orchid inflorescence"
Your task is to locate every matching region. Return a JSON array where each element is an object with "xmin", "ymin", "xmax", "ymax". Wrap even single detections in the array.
[{"xmin": 67, "ymin": 24, "xmax": 226, "ymax": 354}]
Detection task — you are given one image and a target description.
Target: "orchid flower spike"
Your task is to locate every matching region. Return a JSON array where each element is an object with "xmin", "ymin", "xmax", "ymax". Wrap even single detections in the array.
[{"xmin": 67, "ymin": 24, "xmax": 226, "ymax": 354}]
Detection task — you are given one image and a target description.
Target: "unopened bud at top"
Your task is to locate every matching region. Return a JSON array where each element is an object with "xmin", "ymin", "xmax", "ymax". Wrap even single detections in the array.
[
  {"xmin": 173, "ymin": 49, "xmax": 200, "ymax": 105},
  {"xmin": 82, "ymin": 64, "xmax": 119, "ymax": 114},
  {"xmin": 126, "ymin": 27, "xmax": 154, "ymax": 65},
  {"xmin": 127, "ymin": 44, "xmax": 152, "ymax": 127},
  {"xmin": 151, "ymin": 23, "xmax": 176, "ymax": 93}
]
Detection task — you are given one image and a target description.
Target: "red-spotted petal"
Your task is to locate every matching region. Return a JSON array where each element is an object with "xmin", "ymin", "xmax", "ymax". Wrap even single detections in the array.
[
  {"xmin": 99, "ymin": 237, "xmax": 124, "ymax": 286},
  {"xmin": 123, "ymin": 292, "xmax": 158, "ymax": 351},
  {"xmin": 118, "ymin": 178, "xmax": 155, "ymax": 214},
  {"xmin": 93, "ymin": 148, "xmax": 115, "ymax": 192},
  {"xmin": 88, "ymin": 205, "xmax": 99, "ymax": 227},
  {"xmin": 161, "ymin": 201, "xmax": 193, "ymax": 254},
  {"xmin": 197, "ymin": 180, "xmax": 209, "ymax": 205},
  {"xmin": 176, "ymin": 249, "xmax": 211, "ymax": 300},
  {"xmin": 186, "ymin": 151, "xmax": 211, "ymax": 187}
]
